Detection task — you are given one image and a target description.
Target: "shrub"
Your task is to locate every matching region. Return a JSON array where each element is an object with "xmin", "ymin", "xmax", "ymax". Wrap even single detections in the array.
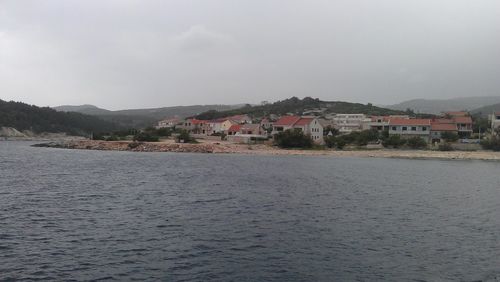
[
  {"xmin": 155, "ymin": 128, "xmax": 172, "ymax": 137},
  {"xmin": 441, "ymin": 131, "xmax": 459, "ymax": 142},
  {"xmin": 176, "ymin": 130, "xmax": 195, "ymax": 143},
  {"xmin": 92, "ymin": 133, "xmax": 105, "ymax": 140},
  {"xmin": 134, "ymin": 132, "xmax": 159, "ymax": 142},
  {"xmin": 481, "ymin": 136, "xmax": 500, "ymax": 151},
  {"xmin": 105, "ymin": 135, "xmax": 119, "ymax": 141},
  {"xmin": 382, "ymin": 135, "xmax": 407, "ymax": 148},
  {"xmin": 325, "ymin": 136, "xmax": 335, "ymax": 148},
  {"xmin": 438, "ymin": 143, "xmax": 454, "ymax": 151},
  {"xmin": 323, "ymin": 126, "xmax": 339, "ymax": 137},
  {"xmin": 335, "ymin": 138, "xmax": 346, "ymax": 149},
  {"xmin": 274, "ymin": 129, "xmax": 313, "ymax": 148},
  {"xmin": 407, "ymin": 136, "xmax": 427, "ymax": 149}
]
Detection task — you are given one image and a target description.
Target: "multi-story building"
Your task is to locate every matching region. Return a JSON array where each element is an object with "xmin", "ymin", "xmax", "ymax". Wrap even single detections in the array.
[
  {"xmin": 272, "ymin": 116, "xmax": 324, "ymax": 144},
  {"xmin": 490, "ymin": 112, "xmax": 500, "ymax": 134},
  {"xmin": 332, "ymin": 114, "xmax": 366, "ymax": 133},
  {"xmin": 388, "ymin": 118, "xmax": 431, "ymax": 141}
]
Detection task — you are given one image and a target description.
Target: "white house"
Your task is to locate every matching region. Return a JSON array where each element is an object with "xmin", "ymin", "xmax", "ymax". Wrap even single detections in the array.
[
  {"xmin": 272, "ymin": 116, "xmax": 324, "ymax": 144},
  {"xmin": 490, "ymin": 112, "xmax": 500, "ymax": 134},
  {"xmin": 332, "ymin": 114, "xmax": 367, "ymax": 133},
  {"xmin": 389, "ymin": 118, "xmax": 431, "ymax": 141}
]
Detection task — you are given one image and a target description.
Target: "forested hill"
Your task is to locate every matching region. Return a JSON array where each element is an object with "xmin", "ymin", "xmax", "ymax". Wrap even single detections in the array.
[
  {"xmin": 0, "ymin": 99, "xmax": 119, "ymax": 135},
  {"xmin": 195, "ymin": 97, "xmax": 405, "ymax": 120}
]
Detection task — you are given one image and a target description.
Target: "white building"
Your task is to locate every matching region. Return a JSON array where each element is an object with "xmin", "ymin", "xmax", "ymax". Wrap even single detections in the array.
[
  {"xmin": 490, "ymin": 112, "xmax": 500, "ymax": 134},
  {"xmin": 332, "ymin": 114, "xmax": 367, "ymax": 133},
  {"xmin": 272, "ymin": 116, "xmax": 324, "ymax": 144}
]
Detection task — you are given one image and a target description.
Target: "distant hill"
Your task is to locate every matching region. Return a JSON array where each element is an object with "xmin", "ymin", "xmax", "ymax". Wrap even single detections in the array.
[
  {"xmin": 471, "ymin": 103, "xmax": 500, "ymax": 117},
  {"xmin": 54, "ymin": 104, "xmax": 243, "ymax": 128},
  {"xmin": 384, "ymin": 96, "xmax": 500, "ymax": 114},
  {"xmin": 195, "ymin": 97, "xmax": 405, "ymax": 120},
  {"xmin": 54, "ymin": 104, "xmax": 112, "ymax": 115},
  {"xmin": 0, "ymin": 99, "xmax": 118, "ymax": 135}
]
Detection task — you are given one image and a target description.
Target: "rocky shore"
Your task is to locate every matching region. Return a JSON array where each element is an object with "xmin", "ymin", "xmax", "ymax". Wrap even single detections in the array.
[{"xmin": 31, "ymin": 139, "xmax": 500, "ymax": 161}]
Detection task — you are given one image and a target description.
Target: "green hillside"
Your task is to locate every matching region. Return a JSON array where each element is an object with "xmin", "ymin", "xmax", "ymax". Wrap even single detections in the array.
[
  {"xmin": 195, "ymin": 97, "xmax": 405, "ymax": 120},
  {"xmin": 0, "ymin": 99, "xmax": 119, "ymax": 135},
  {"xmin": 54, "ymin": 104, "xmax": 243, "ymax": 128}
]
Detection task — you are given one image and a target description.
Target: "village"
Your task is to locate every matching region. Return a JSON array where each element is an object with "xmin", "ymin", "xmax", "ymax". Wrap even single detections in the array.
[{"xmin": 154, "ymin": 110, "xmax": 500, "ymax": 150}]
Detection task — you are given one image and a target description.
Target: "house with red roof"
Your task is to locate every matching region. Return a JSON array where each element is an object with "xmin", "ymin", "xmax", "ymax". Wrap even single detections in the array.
[
  {"xmin": 205, "ymin": 118, "xmax": 237, "ymax": 135},
  {"xmin": 272, "ymin": 116, "xmax": 324, "ymax": 144},
  {"xmin": 227, "ymin": 124, "xmax": 242, "ymax": 136},
  {"xmin": 368, "ymin": 115, "xmax": 410, "ymax": 131},
  {"xmin": 180, "ymin": 118, "xmax": 207, "ymax": 134},
  {"xmin": 442, "ymin": 112, "xmax": 473, "ymax": 137},
  {"xmin": 430, "ymin": 119, "xmax": 458, "ymax": 143},
  {"xmin": 227, "ymin": 114, "xmax": 252, "ymax": 124},
  {"xmin": 453, "ymin": 116, "xmax": 473, "ymax": 137},
  {"xmin": 388, "ymin": 118, "xmax": 431, "ymax": 142}
]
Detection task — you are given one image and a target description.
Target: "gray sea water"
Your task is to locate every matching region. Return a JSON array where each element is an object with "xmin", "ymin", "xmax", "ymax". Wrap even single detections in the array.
[{"xmin": 1, "ymin": 141, "xmax": 500, "ymax": 281}]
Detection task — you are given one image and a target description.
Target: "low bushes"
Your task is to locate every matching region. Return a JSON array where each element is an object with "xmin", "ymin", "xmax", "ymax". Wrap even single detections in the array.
[
  {"xmin": 382, "ymin": 135, "xmax": 407, "ymax": 148},
  {"xmin": 133, "ymin": 132, "xmax": 159, "ymax": 142},
  {"xmin": 481, "ymin": 136, "xmax": 500, "ymax": 151},
  {"xmin": 175, "ymin": 129, "xmax": 196, "ymax": 143},
  {"xmin": 274, "ymin": 129, "xmax": 313, "ymax": 148},
  {"xmin": 438, "ymin": 143, "xmax": 454, "ymax": 151},
  {"xmin": 406, "ymin": 136, "xmax": 427, "ymax": 149}
]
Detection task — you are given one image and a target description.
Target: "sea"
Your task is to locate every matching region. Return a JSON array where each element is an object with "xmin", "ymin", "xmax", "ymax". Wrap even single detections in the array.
[{"xmin": 1, "ymin": 141, "xmax": 500, "ymax": 281}]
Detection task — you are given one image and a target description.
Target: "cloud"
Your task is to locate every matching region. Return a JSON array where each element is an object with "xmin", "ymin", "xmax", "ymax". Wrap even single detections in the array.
[{"xmin": 170, "ymin": 25, "xmax": 235, "ymax": 53}]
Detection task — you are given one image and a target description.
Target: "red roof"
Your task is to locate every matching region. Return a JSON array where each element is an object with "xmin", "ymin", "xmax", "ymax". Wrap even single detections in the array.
[
  {"xmin": 190, "ymin": 119, "xmax": 205, "ymax": 125},
  {"xmin": 444, "ymin": 111, "xmax": 468, "ymax": 117},
  {"xmin": 389, "ymin": 118, "xmax": 431, "ymax": 126},
  {"xmin": 294, "ymin": 118, "xmax": 314, "ymax": 126},
  {"xmin": 431, "ymin": 123, "xmax": 457, "ymax": 131},
  {"xmin": 453, "ymin": 116, "xmax": 472, "ymax": 124},
  {"xmin": 228, "ymin": 114, "xmax": 249, "ymax": 121},
  {"xmin": 274, "ymin": 116, "xmax": 301, "ymax": 126},
  {"xmin": 432, "ymin": 118, "xmax": 454, "ymax": 124},
  {"xmin": 228, "ymin": 124, "xmax": 242, "ymax": 132}
]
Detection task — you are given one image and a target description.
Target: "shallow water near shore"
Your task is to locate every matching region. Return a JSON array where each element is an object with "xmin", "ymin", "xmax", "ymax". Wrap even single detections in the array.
[{"xmin": 1, "ymin": 141, "xmax": 500, "ymax": 281}]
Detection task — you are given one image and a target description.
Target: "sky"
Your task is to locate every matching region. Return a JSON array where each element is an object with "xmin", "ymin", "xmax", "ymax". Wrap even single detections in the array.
[{"xmin": 1, "ymin": 0, "xmax": 500, "ymax": 110}]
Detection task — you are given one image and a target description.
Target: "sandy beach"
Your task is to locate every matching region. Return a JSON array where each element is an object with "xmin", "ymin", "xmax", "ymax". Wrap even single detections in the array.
[{"xmin": 32, "ymin": 139, "xmax": 500, "ymax": 161}]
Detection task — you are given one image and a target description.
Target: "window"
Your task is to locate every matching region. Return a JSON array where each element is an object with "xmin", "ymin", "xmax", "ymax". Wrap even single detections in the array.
[
  {"xmin": 402, "ymin": 127, "xmax": 407, "ymax": 131},
  {"xmin": 422, "ymin": 127, "xmax": 427, "ymax": 131},
  {"xmin": 411, "ymin": 127, "xmax": 416, "ymax": 131},
  {"xmin": 392, "ymin": 126, "xmax": 397, "ymax": 131}
]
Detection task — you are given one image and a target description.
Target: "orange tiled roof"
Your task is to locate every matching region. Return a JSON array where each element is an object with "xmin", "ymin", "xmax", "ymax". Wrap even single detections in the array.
[
  {"xmin": 431, "ymin": 123, "xmax": 457, "ymax": 131},
  {"xmin": 389, "ymin": 118, "xmax": 431, "ymax": 126},
  {"xmin": 453, "ymin": 116, "xmax": 472, "ymax": 124},
  {"xmin": 228, "ymin": 124, "xmax": 242, "ymax": 132},
  {"xmin": 274, "ymin": 116, "xmax": 301, "ymax": 126},
  {"xmin": 294, "ymin": 118, "xmax": 314, "ymax": 126}
]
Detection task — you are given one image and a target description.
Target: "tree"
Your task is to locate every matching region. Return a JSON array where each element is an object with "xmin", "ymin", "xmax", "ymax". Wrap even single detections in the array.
[
  {"xmin": 472, "ymin": 116, "xmax": 490, "ymax": 134},
  {"xmin": 382, "ymin": 135, "xmax": 407, "ymax": 148},
  {"xmin": 323, "ymin": 125, "xmax": 339, "ymax": 137},
  {"xmin": 440, "ymin": 131, "xmax": 459, "ymax": 142},
  {"xmin": 274, "ymin": 129, "xmax": 313, "ymax": 148},
  {"xmin": 438, "ymin": 143, "xmax": 453, "ymax": 151},
  {"xmin": 481, "ymin": 136, "xmax": 500, "ymax": 151},
  {"xmin": 175, "ymin": 129, "xmax": 195, "ymax": 143},
  {"xmin": 134, "ymin": 132, "xmax": 159, "ymax": 142},
  {"xmin": 406, "ymin": 136, "xmax": 427, "ymax": 149}
]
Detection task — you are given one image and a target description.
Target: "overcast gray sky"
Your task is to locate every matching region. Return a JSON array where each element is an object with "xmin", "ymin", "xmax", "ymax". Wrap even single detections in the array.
[{"xmin": 1, "ymin": 0, "xmax": 499, "ymax": 110}]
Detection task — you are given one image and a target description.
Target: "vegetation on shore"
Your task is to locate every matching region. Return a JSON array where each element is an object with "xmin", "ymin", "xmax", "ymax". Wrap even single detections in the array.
[
  {"xmin": 0, "ymin": 99, "xmax": 119, "ymax": 135},
  {"xmin": 274, "ymin": 129, "xmax": 313, "ymax": 149},
  {"xmin": 195, "ymin": 97, "xmax": 406, "ymax": 120}
]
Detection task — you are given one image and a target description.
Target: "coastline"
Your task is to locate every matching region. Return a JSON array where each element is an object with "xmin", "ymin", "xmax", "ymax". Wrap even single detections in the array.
[{"xmin": 31, "ymin": 139, "xmax": 500, "ymax": 161}]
